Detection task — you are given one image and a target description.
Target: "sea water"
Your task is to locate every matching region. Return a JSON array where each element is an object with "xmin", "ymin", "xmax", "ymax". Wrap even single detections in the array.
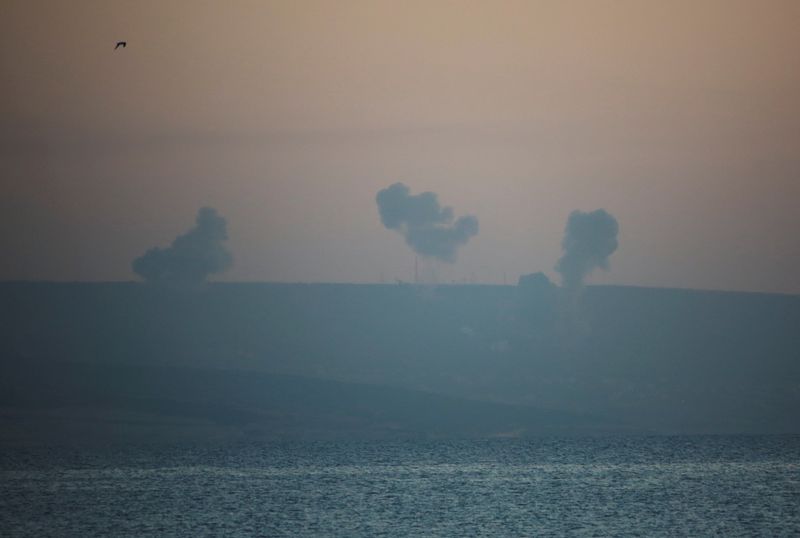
[{"xmin": 2, "ymin": 436, "xmax": 799, "ymax": 536}]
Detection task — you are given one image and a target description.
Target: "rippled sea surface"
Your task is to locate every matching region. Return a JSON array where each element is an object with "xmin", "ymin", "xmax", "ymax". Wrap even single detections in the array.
[{"xmin": 2, "ymin": 436, "xmax": 799, "ymax": 537}]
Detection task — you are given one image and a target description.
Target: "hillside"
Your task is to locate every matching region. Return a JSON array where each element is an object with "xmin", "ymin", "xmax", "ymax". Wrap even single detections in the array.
[
  {"xmin": 0, "ymin": 359, "xmax": 614, "ymax": 446},
  {"xmin": 1, "ymin": 282, "xmax": 798, "ymax": 436}
]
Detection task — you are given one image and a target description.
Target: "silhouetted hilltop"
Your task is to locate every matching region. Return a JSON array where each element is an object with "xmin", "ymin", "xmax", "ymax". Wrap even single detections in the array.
[{"xmin": 1, "ymin": 282, "xmax": 798, "ymax": 437}]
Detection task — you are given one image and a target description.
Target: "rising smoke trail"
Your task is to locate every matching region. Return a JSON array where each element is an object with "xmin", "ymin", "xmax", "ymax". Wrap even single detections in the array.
[
  {"xmin": 376, "ymin": 183, "xmax": 478, "ymax": 263},
  {"xmin": 132, "ymin": 207, "xmax": 232, "ymax": 286},
  {"xmin": 555, "ymin": 209, "xmax": 619, "ymax": 289}
]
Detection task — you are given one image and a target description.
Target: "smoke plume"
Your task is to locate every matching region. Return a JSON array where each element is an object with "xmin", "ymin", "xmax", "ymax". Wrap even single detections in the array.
[
  {"xmin": 132, "ymin": 207, "xmax": 232, "ymax": 285},
  {"xmin": 555, "ymin": 209, "xmax": 619, "ymax": 289},
  {"xmin": 376, "ymin": 183, "xmax": 478, "ymax": 262}
]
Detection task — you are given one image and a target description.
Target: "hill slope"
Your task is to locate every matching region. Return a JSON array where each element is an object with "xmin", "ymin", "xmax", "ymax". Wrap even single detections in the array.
[
  {"xmin": 1, "ymin": 282, "xmax": 798, "ymax": 435},
  {"xmin": 0, "ymin": 359, "xmax": 613, "ymax": 445}
]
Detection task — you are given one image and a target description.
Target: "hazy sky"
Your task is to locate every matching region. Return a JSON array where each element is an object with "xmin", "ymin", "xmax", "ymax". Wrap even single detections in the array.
[{"xmin": 2, "ymin": 0, "xmax": 799, "ymax": 293}]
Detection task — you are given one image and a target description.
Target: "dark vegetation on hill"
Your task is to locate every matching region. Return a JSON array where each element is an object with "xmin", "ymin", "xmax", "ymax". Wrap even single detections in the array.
[
  {"xmin": 1, "ymin": 282, "xmax": 798, "ymax": 442},
  {"xmin": 0, "ymin": 360, "xmax": 613, "ymax": 445}
]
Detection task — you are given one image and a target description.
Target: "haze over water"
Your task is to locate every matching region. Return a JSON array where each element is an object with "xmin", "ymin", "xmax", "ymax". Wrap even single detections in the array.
[{"xmin": 3, "ymin": 437, "xmax": 799, "ymax": 537}]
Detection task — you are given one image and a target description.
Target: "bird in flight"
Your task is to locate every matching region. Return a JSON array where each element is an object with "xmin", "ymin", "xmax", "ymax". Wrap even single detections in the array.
[{"xmin": 115, "ymin": 41, "xmax": 127, "ymax": 50}]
